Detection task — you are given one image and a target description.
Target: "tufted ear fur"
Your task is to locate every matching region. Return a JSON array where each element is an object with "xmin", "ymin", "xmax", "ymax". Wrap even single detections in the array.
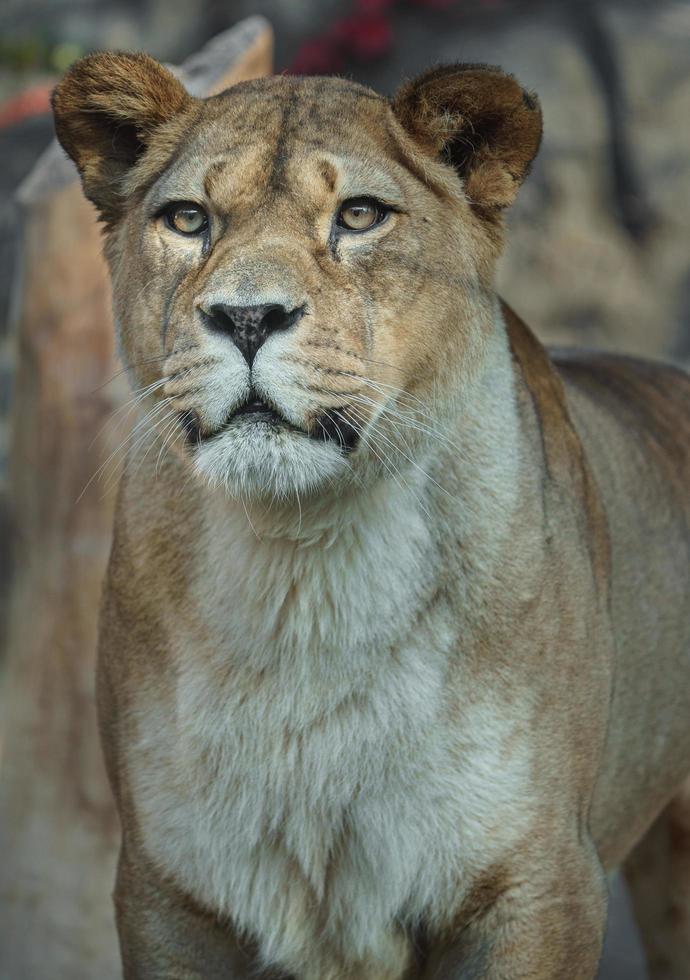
[
  {"xmin": 392, "ymin": 64, "xmax": 542, "ymax": 216},
  {"xmin": 52, "ymin": 52, "xmax": 194, "ymax": 225}
]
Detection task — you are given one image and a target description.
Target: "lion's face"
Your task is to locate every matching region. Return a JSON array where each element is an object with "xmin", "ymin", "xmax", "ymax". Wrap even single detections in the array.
[
  {"xmin": 112, "ymin": 76, "xmax": 491, "ymax": 500},
  {"xmin": 53, "ymin": 59, "xmax": 541, "ymax": 500}
]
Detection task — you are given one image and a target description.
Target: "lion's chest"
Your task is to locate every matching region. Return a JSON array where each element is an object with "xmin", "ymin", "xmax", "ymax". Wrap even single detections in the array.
[
  {"xmin": 132, "ymin": 633, "xmax": 532, "ymax": 979},
  {"xmin": 129, "ymin": 504, "xmax": 532, "ymax": 977},
  {"xmin": 133, "ymin": 627, "xmax": 463, "ymax": 977}
]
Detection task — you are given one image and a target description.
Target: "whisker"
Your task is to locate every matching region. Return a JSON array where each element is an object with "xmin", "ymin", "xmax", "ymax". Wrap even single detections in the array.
[
  {"xmin": 90, "ymin": 343, "xmax": 201, "ymax": 393},
  {"xmin": 155, "ymin": 413, "xmax": 184, "ymax": 476},
  {"xmin": 298, "ymin": 383, "xmax": 365, "ymax": 399},
  {"xmin": 295, "ymin": 487, "xmax": 303, "ymax": 538},
  {"xmin": 91, "ymin": 355, "xmax": 169, "ymax": 394},
  {"xmin": 311, "ymin": 367, "xmax": 448, "ymax": 435},
  {"xmin": 104, "ymin": 404, "xmax": 177, "ymax": 493},
  {"xmin": 323, "ymin": 411, "xmax": 349, "ymax": 454},
  {"xmin": 165, "ymin": 386, "xmax": 202, "ymax": 401},
  {"xmin": 168, "ymin": 356, "xmax": 223, "ymax": 383},
  {"xmin": 76, "ymin": 399, "xmax": 171, "ymax": 504},
  {"xmin": 100, "ymin": 401, "xmax": 175, "ymax": 490},
  {"xmin": 313, "ymin": 418, "xmax": 361, "ymax": 490},
  {"xmin": 88, "ymin": 377, "xmax": 170, "ymax": 449},
  {"xmin": 349, "ymin": 392, "xmax": 462, "ymax": 457},
  {"xmin": 348, "ymin": 404, "xmax": 454, "ymax": 501},
  {"xmin": 333, "ymin": 409, "xmax": 402, "ymax": 491},
  {"xmin": 341, "ymin": 374, "xmax": 445, "ymax": 428},
  {"xmin": 240, "ymin": 494, "xmax": 262, "ymax": 541},
  {"xmin": 336, "ymin": 409, "xmax": 432, "ymax": 520},
  {"xmin": 337, "ymin": 372, "xmax": 462, "ymax": 453}
]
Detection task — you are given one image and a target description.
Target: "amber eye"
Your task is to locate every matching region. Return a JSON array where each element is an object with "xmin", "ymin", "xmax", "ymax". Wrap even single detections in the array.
[
  {"xmin": 337, "ymin": 198, "xmax": 386, "ymax": 232},
  {"xmin": 163, "ymin": 202, "xmax": 208, "ymax": 236}
]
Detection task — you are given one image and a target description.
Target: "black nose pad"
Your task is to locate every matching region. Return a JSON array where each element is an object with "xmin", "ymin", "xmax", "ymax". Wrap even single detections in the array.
[{"xmin": 204, "ymin": 303, "xmax": 304, "ymax": 366}]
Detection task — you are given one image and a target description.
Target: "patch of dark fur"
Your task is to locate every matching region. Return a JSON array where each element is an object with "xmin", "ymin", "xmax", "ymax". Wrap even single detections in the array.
[{"xmin": 313, "ymin": 409, "xmax": 360, "ymax": 453}]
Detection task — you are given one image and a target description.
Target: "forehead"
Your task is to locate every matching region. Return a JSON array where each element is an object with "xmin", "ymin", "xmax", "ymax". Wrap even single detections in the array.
[
  {"xmin": 203, "ymin": 75, "xmax": 389, "ymax": 146},
  {"xmin": 149, "ymin": 76, "xmax": 400, "ymax": 207}
]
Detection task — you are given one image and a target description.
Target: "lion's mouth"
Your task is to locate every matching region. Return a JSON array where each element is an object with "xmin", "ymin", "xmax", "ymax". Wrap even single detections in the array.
[
  {"xmin": 233, "ymin": 398, "xmax": 284, "ymax": 422},
  {"xmin": 180, "ymin": 398, "xmax": 296, "ymax": 444},
  {"xmin": 180, "ymin": 400, "xmax": 360, "ymax": 452}
]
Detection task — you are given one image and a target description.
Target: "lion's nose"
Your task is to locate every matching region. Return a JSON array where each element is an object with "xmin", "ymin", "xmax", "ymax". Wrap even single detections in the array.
[{"xmin": 203, "ymin": 303, "xmax": 304, "ymax": 366}]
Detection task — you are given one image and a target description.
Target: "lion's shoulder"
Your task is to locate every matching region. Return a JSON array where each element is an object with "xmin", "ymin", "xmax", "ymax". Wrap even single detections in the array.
[{"xmin": 552, "ymin": 347, "xmax": 690, "ymax": 470}]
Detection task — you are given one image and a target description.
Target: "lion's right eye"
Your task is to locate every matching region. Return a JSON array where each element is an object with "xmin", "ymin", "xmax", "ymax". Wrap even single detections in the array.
[{"xmin": 162, "ymin": 202, "xmax": 209, "ymax": 236}]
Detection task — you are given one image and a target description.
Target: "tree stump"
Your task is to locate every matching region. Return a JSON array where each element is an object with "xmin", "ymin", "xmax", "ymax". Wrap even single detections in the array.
[{"xmin": 0, "ymin": 18, "xmax": 272, "ymax": 979}]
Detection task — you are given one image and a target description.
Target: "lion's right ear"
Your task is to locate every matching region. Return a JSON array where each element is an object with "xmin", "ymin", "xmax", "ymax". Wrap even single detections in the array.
[{"xmin": 51, "ymin": 52, "xmax": 193, "ymax": 224}]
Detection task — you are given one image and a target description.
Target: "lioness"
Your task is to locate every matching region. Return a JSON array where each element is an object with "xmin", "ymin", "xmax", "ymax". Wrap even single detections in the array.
[{"xmin": 52, "ymin": 53, "xmax": 690, "ymax": 980}]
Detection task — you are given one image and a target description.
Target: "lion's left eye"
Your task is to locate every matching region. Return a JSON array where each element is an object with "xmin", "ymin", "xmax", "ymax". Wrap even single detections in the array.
[
  {"xmin": 336, "ymin": 198, "xmax": 387, "ymax": 232},
  {"xmin": 163, "ymin": 202, "xmax": 208, "ymax": 236}
]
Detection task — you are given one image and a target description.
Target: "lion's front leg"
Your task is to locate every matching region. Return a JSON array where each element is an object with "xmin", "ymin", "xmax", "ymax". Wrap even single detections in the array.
[
  {"xmin": 423, "ymin": 843, "xmax": 608, "ymax": 980},
  {"xmin": 114, "ymin": 842, "xmax": 261, "ymax": 980}
]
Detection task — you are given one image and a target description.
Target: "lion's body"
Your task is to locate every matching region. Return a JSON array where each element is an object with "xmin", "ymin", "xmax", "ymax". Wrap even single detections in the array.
[
  {"xmin": 52, "ymin": 58, "xmax": 690, "ymax": 979},
  {"xmin": 556, "ymin": 348, "xmax": 690, "ymax": 864}
]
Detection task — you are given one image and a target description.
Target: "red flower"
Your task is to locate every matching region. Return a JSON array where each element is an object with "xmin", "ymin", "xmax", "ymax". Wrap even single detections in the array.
[
  {"xmin": 349, "ymin": 14, "xmax": 394, "ymax": 60},
  {"xmin": 413, "ymin": 0, "xmax": 455, "ymax": 9},
  {"xmin": 354, "ymin": 0, "xmax": 397, "ymax": 13},
  {"xmin": 329, "ymin": 16, "xmax": 363, "ymax": 44},
  {"xmin": 290, "ymin": 39, "xmax": 344, "ymax": 75},
  {"xmin": 288, "ymin": 2, "xmax": 396, "ymax": 74}
]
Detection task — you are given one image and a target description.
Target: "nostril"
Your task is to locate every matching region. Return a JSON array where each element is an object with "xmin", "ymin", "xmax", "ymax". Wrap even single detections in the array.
[
  {"xmin": 262, "ymin": 305, "xmax": 289, "ymax": 332},
  {"xmin": 206, "ymin": 305, "xmax": 237, "ymax": 333},
  {"xmin": 203, "ymin": 303, "xmax": 305, "ymax": 335},
  {"xmin": 200, "ymin": 302, "xmax": 305, "ymax": 365},
  {"xmin": 266, "ymin": 304, "xmax": 306, "ymax": 332}
]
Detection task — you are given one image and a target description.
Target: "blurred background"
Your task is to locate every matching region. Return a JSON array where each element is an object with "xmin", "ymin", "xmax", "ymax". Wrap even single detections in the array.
[{"xmin": 2, "ymin": 1, "xmax": 690, "ymax": 977}]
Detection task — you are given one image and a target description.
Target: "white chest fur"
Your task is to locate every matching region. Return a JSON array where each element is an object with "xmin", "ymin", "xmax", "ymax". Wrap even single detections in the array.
[{"xmin": 129, "ymin": 480, "xmax": 532, "ymax": 979}]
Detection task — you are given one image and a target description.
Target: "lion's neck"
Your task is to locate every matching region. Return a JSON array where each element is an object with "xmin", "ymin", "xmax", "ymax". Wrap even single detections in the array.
[
  {"xmin": 195, "ymin": 473, "xmax": 437, "ymax": 678},
  {"xmin": 185, "ymin": 307, "xmax": 526, "ymax": 676}
]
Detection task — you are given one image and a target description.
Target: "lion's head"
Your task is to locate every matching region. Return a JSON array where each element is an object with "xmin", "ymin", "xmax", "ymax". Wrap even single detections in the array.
[{"xmin": 52, "ymin": 55, "xmax": 541, "ymax": 500}]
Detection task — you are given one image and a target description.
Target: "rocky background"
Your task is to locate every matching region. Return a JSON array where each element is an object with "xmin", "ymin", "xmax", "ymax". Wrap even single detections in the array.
[{"xmin": 2, "ymin": 2, "xmax": 690, "ymax": 978}]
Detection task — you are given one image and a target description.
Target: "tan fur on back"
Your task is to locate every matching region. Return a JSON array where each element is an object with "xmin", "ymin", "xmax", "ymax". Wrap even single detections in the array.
[{"xmin": 52, "ymin": 56, "xmax": 690, "ymax": 980}]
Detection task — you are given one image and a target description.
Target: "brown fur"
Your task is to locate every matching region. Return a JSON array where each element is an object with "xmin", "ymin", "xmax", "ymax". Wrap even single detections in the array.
[
  {"xmin": 52, "ymin": 53, "xmax": 690, "ymax": 980},
  {"xmin": 51, "ymin": 52, "xmax": 194, "ymax": 225},
  {"xmin": 392, "ymin": 65, "xmax": 543, "ymax": 216}
]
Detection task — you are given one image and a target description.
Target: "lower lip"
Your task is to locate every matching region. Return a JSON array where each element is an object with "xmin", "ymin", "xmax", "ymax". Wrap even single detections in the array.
[
  {"xmin": 182, "ymin": 405, "xmax": 298, "ymax": 443},
  {"xmin": 182, "ymin": 405, "xmax": 356, "ymax": 450}
]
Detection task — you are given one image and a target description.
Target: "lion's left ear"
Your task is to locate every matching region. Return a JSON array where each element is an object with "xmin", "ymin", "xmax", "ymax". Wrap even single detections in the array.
[{"xmin": 392, "ymin": 64, "xmax": 542, "ymax": 214}]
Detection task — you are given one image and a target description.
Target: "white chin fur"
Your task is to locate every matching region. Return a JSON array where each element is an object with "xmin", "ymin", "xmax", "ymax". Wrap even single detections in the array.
[{"xmin": 192, "ymin": 417, "xmax": 349, "ymax": 500}]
